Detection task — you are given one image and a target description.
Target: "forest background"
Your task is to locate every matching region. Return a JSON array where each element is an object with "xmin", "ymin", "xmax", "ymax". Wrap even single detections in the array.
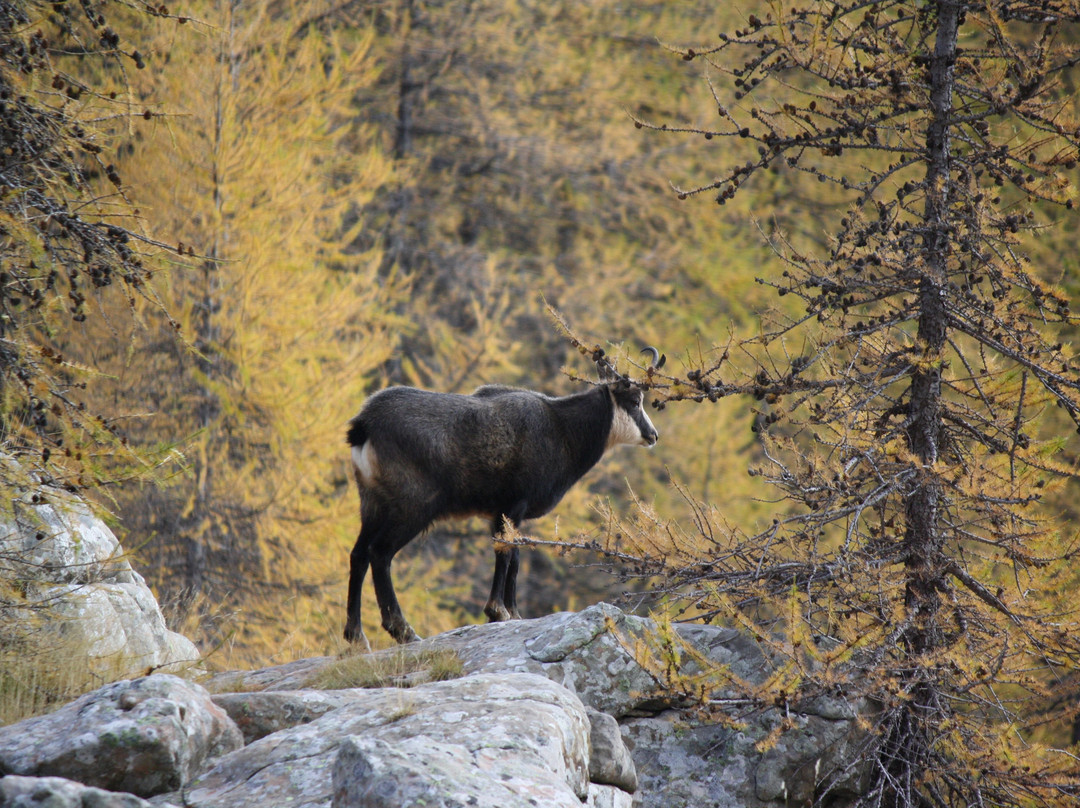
[
  {"xmin": 18, "ymin": 0, "xmax": 797, "ymax": 665},
  {"xmin": 4, "ymin": 0, "xmax": 1080, "ymax": 724},
  {"xmin": 8, "ymin": 0, "xmax": 1080, "ymax": 802}
]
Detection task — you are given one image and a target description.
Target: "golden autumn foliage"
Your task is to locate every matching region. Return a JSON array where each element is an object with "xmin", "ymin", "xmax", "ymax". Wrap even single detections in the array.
[
  {"xmin": 0, "ymin": 0, "xmax": 179, "ymax": 490},
  {"xmin": 70, "ymin": 0, "xmax": 407, "ymax": 661}
]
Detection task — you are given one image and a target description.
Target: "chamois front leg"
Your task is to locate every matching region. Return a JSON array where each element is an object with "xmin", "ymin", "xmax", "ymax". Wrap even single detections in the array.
[
  {"xmin": 503, "ymin": 545, "xmax": 522, "ymax": 620},
  {"xmin": 485, "ymin": 514, "xmax": 523, "ymax": 622}
]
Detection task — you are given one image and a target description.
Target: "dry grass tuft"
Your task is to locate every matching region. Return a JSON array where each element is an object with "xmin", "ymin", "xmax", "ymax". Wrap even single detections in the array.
[
  {"xmin": 306, "ymin": 646, "xmax": 464, "ymax": 691},
  {"xmin": 0, "ymin": 620, "xmax": 133, "ymax": 726}
]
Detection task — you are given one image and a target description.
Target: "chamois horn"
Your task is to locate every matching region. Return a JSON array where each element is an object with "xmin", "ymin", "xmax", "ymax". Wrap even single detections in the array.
[{"xmin": 640, "ymin": 346, "xmax": 666, "ymax": 370}]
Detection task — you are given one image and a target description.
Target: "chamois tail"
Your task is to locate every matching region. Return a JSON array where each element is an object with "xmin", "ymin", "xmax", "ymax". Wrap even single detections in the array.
[{"xmin": 346, "ymin": 418, "xmax": 367, "ymax": 448}]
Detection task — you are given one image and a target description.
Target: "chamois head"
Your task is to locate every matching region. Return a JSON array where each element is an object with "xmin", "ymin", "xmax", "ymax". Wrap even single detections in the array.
[{"xmin": 595, "ymin": 347, "xmax": 662, "ymax": 448}]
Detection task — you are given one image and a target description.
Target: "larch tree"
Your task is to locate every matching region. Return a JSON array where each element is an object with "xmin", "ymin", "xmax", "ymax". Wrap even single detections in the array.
[
  {"xmin": 606, "ymin": 1, "xmax": 1080, "ymax": 806},
  {"xmin": 0, "ymin": 0, "xmax": 181, "ymax": 490},
  {"xmin": 0, "ymin": 0, "xmax": 189, "ymax": 713},
  {"xmin": 90, "ymin": 0, "xmax": 402, "ymax": 660}
]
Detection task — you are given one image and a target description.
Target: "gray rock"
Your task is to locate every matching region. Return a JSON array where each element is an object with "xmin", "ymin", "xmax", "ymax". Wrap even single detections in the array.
[
  {"xmin": 586, "ymin": 708, "xmax": 637, "ymax": 793},
  {"xmin": 211, "ymin": 689, "xmax": 372, "ymax": 744},
  {"xmin": 0, "ymin": 675, "xmax": 243, "ymax": 797},
  {"xmin": 202, "ymin": 603, "xmax": 700, "ymax": 717},
  {"xmin": 185, "ymin": 673, "xmax": 591, "ymax": 808},
  {"xmin": 620, "ymin": 702, "xmax": 868, "ymax": 808},
  {"xmin": 42, "ymin": 578, "xmax": 197, "ymax": 676},
  {"xmin": 0, "ymin": 483, "xmax": 199, "ymax": 678},
  {"xmin": 332, "ymin": 733, "xmax": 584, "ymax": 808},
  {"xmin": 0, "ymin": 776, "xmax": 161, "ymax": 808},
  {"xmin": 0, "ymin": 478, "xmax": 129, "ymax": 579},
  {"xmin": 414, "ymin": 603, "xmax": 690, "ymax": 717},
  {"xmin": 586, "ymin": 783, "xmax": 635, "ymax": 808},
  {"xmin": 202, "ymin": 657, "xmax": 333, "ymax": 694},
  {"xmin": 620, "ymin": 711, "xmax": 753, "ymax": 808}
]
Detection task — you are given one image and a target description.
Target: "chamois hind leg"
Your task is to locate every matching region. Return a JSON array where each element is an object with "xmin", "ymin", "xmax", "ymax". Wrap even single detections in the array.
[
  {"xmin": 368, "ymin": 516, "xmax": 428, "ymax": 644},
  {"xmin": 485, "ymin": 513, "xmax": 523, "ymax": 622},
  {"xmin": 344, "ymin": 529, "xmax": 372, "ymax": 649}
]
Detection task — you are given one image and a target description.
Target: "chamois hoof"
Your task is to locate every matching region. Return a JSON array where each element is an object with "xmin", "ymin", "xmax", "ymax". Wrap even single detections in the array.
[
  {"xmin": 343, "ymin": 624, "xmax": 372, "ymax": 652},
  {"xmin": 484, "ymin": 601, "xmax": 514, "ymax": 622},
  {"xmin": 385, "ymin": 620, "xmax": 421, "ymax": 644}
]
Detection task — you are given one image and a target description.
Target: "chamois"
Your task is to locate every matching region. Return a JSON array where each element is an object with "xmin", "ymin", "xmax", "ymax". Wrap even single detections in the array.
[{"xmin": 343, "ymin": 353, "xmax": 660, "ymax": 648}]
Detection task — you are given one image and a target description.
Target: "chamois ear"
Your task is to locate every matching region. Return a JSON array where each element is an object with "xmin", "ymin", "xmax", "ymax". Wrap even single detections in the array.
[{"xmin": 596, "ymin": 357, "xmax": 619, "ymax": 383}]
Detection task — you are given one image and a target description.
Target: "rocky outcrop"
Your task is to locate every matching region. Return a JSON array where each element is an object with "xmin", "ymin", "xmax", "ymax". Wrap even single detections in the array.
[
  {"xmin": 0, "ymin": 605, "xmax": 870, "ymax": 808},
  {"xmin": 202, "ymin": 603, "xmax": 767, "ymax": 717},
  {"xmin": 0, "ymin": 675, "xmax": 242, "ymax": 796},
  {"xmin": 0, "ymin": 483, "xmax": 199, "ymax": 678},
  {"xmin": 187, "ymin": 673, "xmax": 599, "ymax": 808}
]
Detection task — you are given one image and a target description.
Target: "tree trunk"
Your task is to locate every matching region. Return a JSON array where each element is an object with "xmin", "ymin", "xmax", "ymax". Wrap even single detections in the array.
[
  {"xmin": 888, "ymin": 3, "xmax": 961, "ymax": 805},
  {"xmin": 906, "ymin": 0, "xmax": 958, "ymax": 650}
]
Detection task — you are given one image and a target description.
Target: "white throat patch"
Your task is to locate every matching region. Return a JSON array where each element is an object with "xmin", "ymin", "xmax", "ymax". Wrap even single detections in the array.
[{"xmin": 608, "ymin": 404, "xmax": 652, "ymax": 448}]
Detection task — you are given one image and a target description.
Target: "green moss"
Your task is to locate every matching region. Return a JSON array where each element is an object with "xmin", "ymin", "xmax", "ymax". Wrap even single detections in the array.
[{"xmin": 102, "ymin": 726, "xmax": 144, "ymax": 748}]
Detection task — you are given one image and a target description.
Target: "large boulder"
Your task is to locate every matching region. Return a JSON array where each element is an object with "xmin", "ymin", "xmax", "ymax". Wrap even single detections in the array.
[
  {"xmin": 0, "ymin": 674, "xmax": 243, "ymax": 797},
  {"xmin": 184, "ymin": 673, "xmax": 600, "ymax": 808},
  {"xmin": 0, "ymin": 483, "xmax": 198, "ymax": 678},
  {"xmin": 210, "ymin": 683, "xmax": 638, "ymax": 806},
  {"xmin": 203, "ymin": 603, "xmax": 764, "ymax": 717}
]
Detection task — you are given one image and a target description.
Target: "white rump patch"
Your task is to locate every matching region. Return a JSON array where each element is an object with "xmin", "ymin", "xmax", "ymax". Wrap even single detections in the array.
[
  {"xmin": 352, "ymin": 443, "xmax": 379, "ymax": 485},
  {"xmin": 608, "ymin": 405, "xmax": 653, "ymax": 448}
]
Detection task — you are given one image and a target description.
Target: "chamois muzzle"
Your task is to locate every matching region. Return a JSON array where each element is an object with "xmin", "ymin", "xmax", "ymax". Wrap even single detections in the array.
[{"xmin": 638, "ymin": 410, "xmax": 659, "ymax": 446}]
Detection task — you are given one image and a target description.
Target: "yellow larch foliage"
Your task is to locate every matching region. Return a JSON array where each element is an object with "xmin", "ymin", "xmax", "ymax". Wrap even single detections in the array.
[{"xmin": 80, "ymin": 0, "xmax": 405, "ymax": 665}]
